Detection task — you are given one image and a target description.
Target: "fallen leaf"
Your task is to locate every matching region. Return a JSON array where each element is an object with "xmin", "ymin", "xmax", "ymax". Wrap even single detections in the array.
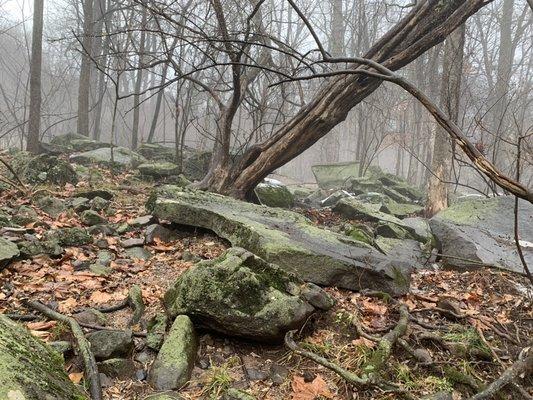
[
  {"xmin": 291, "ymin": 374, "xmax": 334, "ymax": 400},
  {"xmin": 58, "ymin": 297, "xmax": 78, "ymax": 313},
  {"xmin": 69, "ymin": 372, "xmax": 84, "ymax": 384},
  {"xmin": 89, "ymin": 291, "xmax": 113, "ymax": 304},
  {"xmin": 27, "ymin": 321, "xmax": 57, "ymax": 331}
]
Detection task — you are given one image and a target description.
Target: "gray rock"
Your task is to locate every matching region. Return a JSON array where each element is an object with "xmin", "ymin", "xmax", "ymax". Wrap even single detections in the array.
[
  {"xmin": 89, "ymin": 263, "xmax": 112, "ymax": 276},
  {"xmin": 0, "ymin": 315, "xmax": 87, "ymax": 399},
  {"xmin": 138, "ymin": 162, "xmax": 180, "ymax": 178},
  {"xmin": 181, "ymin": 250, "xmax": 200, "ymax": 263},
  {"xmin": 98, "ymin": 358, "xmax": 136, "ymax": 379},
  {"xmin": 86, "ymin": 330, "xmax": 134, "ymax": 360},
  {"xmin": 145, "ymin": 224, "xmax": 177, "ymax": 244},
  {"xmin": 164, "ymin": 248, "xmax": 334, "ymax": 342},
  {"xmin": 269, "ymin": 364, "xmax": 289, "ymax": 385},
  {"xmin": 97, "ymin": 250, "xmax": 115, "ymax": 266},
  {"xmin": 0, "ymin": 237, "xmax": 20, "ymax": 269},
  {"xmin": 122, "ymin": 237, "xmax": 145, "ymax": 248},
  {"xmin": 75, "ymin": 189, "xmax": 114, "ymax": 201},
  {"xmin": 46, "ymin": 227, "xmax": 92, "ymax": 246},
  {"xmin": 23, "ymin": 154, "xmax": 78, "ymax": 186},
  {"xmin": 430, "ymin": 196, "xmax": 533, "ymax": 273},
  {"xmin": 69, "ymin": 197, "xmax": 90, "ymax": 212},
  {"xmin": 254, "ymin": 179, "xmax": 294, "ymax": 208},
  {"xmin": 81, "ymin": 210, "xmax": 107, "ymax": 226},
  {"xmin": 125, "ymin": 246, "xmax": 152, "ymax": 260},
  {"xmin": 50, "ymin": 133, "xmax": 110, "ymax": 152},
  {"xmin": 90, "ymin": 196, "xmax": 110, "ymax": 211},
  {"xmin": 321, "ymin": 190, "xmax": 354, "ymax": 207},
  {"xmin": 375, "ymin": 237, "xmax": 429, "ymax": 268},
  {"xmin": 147, "ymin": 314, "xmax": 168, "ymax": 351},
  {"xmin": 148, "ymin": 315, "xmax": 198, "ymax": 390},
  {"xmin": 17, "ymin": 238, "xmax": 63, "ymax": 258},
  {"xmin": 148, "ymin": 187, "xmax": 413, "ymax": 295},
  {"xmin": 137, "ymin": 143, "xmax": 175, "ymax": 162},
  {"xmin": 223, "ymin": 388, "xmax": 256, "ymax": 400},
  {"xmin": 49, "ymin": 341, "xmax": 73, "ymax": 355},
  {"xmin": 12, "ymin": 205, "xmax": 39, "ymax": 226},
  {"xmin": 312, "ymin": 162, "xmax": 360, "ymax": 190},
  {"xmin": 34, "ymin": 196, "xmax": 66, "ymax": 218},
  {"xmin": 130, "ymin": 215, "xmax": 153, "ymax": 227},
  {"xmin": 73, "ymin": 309, "xmax": 107, "ymax": 326},
  {"xmin": 70, "ymin": 147, "xmax": 147, "ymax": 168}
]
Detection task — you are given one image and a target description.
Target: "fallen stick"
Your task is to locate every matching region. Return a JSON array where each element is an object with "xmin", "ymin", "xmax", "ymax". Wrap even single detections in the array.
[
  {"xmin": 467, "ymin": 347, "xmax": 533, "ymax": 400},
  {"xmin": 25, "ymin": 300, "xmax": 103, "ymax": 400}
]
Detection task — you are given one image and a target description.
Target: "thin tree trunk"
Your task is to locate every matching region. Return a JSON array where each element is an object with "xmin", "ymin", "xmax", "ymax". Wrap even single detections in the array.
[
  {"xmin": 131, "ymin": 5, "xmax": 148, "ymax": 149},
  {"xmin": 26, "ymin": 0, "xmax": 44, "ymax": 154},
  {"xmin": 426, "ymin": 25, "xmax": 465, "ymax": 216},
  {"xmin": 77, "ymin": 0, "xmax": 94, "ymax": 137}
]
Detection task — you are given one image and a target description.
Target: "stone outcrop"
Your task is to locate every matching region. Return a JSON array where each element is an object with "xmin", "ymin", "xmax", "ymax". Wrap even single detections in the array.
[{"xmin": 147, "ymin": 186, "xmax": 413, "ymax": 294}]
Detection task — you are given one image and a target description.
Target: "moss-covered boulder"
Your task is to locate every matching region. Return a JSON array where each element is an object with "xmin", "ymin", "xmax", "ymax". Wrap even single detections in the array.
[
  {"xmin": 254, "ymin": 179, "xmax": 294, "ymax": 208},
  {"xmin": 34, "ymin": 196, "xmax": 66, "ymax": 218},
  {"xmin": 164, "ymin": 248, "xmax": 334, "ymax": 341},
  {"xmin": 80, "ymin": 210, "xmax": 106, "ymax": 226},
  {"xmin": 149, "ymin": 315, "xmax": 198, "ymax": 390},
  {"xmin": 0, "ymin": 237, "xmax": 19, "ymax": 269},
  {"xmin": 50, "ymin": 133, "xmax": 110, "ymax": 152},
  {"xmin": 70, "ymin": 147, "xmax": 147, "ymax": 168},
  {"xmin": 312, "ymin": 162, "xmax": 360, "ymax": 190},
  {"xmin": 23, "ymin": 154, "xmax": 78, "ymax": 186},
  {"xmin": 138, "ymin": 162, "xmax": 180, "ymax": 178},
  {"xmin": 0, "ymin": 315, "xmax": 88, "ymax": 399},
  {"xmin": 137, "ymin": 143, "xmax": 175, "ymax": 162},
  {"xmin": 45, "ymin": 227, "xmax": 92, "ymax": 247},
  {"xmin": 182, "ymin": 148, "xmax": 211, "ymax": 181},
  {"xmin": 147, "ymin": 186, "xmax": 413, "ymax": 295},
  {"xmin": 430, "ymin": 196, "xmax": 533, "ymax": 273}
]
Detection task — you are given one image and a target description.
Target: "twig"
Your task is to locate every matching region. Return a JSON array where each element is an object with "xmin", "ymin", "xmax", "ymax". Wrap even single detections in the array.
[
  {"xmin": 25, "ymin": 300, "xmax": 103, "ymax": 400},
  {"xmin": 0, "ymin": 155, "xmax": 26, "ymax": 189},
  {"xmin": 467, "ymin": 347, "xmax": 533, "ymax": 400},
  {"xmin": 284, "ymin": 330, "xmax": 367, "ymax": 385},
  {"xmin": 514, "ymin": 135, "xmax": 533, "ymax": 286}
]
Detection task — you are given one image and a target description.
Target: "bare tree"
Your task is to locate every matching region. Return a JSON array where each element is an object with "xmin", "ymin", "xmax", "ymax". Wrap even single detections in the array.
[
  {"xmin": 426, "ymin": 25, "xmax": 466, "ymax": 216},
  {"xmin": 77, "ymin": 0, "xmax": 95, "ymax": 137},
  {"xmin": 26, "ymin": 0, "xmax": 44, "ymax": 154}
]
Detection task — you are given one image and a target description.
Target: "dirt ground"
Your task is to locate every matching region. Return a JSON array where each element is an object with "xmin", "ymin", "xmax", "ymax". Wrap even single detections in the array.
[{"xmin": 0, "ymin": 172, "xmax": 531, "ymax": 400}]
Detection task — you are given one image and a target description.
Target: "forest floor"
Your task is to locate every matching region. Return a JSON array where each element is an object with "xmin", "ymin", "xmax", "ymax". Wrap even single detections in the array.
[{"xmin": 0, "ymin": 170, "xmax": 531, "ymax": 400}]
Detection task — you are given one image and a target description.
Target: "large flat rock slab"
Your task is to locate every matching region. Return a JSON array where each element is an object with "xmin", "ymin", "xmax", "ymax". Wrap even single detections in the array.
[
  {"xmin": 430, "ymin": 196, "xmax": 533, "ymax": 273},
  {"xmin": 147, "ymin": 186, "xmax": 413, "ymax": 295}
]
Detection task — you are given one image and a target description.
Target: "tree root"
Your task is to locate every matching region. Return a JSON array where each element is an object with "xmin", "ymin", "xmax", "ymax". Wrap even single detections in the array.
[
  {"xmin": 285, "ymin": 304, "xmax": 410, "ymax": 390},
  {"xmin": 25, "ymin": 300, "xmax": 103, "ymax": 400},
  {"xmin": 466, "ymin": 347, "xmax": 533, "ymax": 400},
  {"xmin": 95, "ymin": 285, "xmax": 145, "ymax": 327}
]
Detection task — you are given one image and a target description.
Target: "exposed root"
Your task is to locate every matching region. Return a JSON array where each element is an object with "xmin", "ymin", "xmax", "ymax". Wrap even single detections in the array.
[
  {"xmin": 466, "ymin": 347, "xmax": 533, "ymax": 400},
  {"xmin": 25, "ymin": 300, "xmax": 103, "ymax": 400}
]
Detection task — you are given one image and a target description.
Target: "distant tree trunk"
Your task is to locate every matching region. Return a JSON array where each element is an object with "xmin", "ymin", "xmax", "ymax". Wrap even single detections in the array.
[
  {"xmin": 322, "ymin": 0, "xmax": 345, "ymax": 163},
  {"xmin": 77, "ymin": 0, "xmax": 94, "ymax": 137},
  {"xmin": 27, "ymin": 0, "xmax": 44, "ymax": 154},
  {"xmin": 426, "ymin": 25, "xmax": 465, "ymax": 216},
  {"xmin": 131, "ymin": 4, "xmax": 148, "ymax": 149},
  {"xmin": 490, "ymin": 0, "xmax": 513, "ymax": 166},
  {"xmin": 90, "ymin": 0, "xmax": 108, "ymax": 140}
]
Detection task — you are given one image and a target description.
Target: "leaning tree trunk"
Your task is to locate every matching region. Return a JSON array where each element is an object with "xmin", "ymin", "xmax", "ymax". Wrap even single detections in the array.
[
  {"xmin": 202, "ymin": 0, "xmax": 495, "ymax": 199},
  {"xmin": 26, "ymin": 0, "xmax": 44, "ymax": 154},
  {"xmin": 426, "ymin": 25, "xmax": 466, "ymax": 217}
]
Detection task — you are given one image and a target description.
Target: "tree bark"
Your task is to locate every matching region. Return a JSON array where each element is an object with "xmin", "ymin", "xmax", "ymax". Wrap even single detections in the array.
[
  {"xmin": 77, "ymin": 0, "xmax": 94, "ymax": 137},
  {"xmin": 206, "ymin": 1, "xmax": 494, "ymax": 199},
  {"xmin": 131, "ymin": 4, "xmax": 148, "ymax": 149},
  {"xmin": 426, "ymin": 25, "xmax": 465, "ymax": 216},
  {"xmin": 26, "ymin": 0, "xmax": 44, "ymax": 154}
]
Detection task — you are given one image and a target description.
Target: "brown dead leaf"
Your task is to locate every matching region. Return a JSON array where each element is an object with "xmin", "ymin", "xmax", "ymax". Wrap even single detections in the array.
[
  {"xmin": 89, "ymin": 290, "xmax": 113, "ymax": 304},
  {"xmin": 27, "ymin": 321, "xmax": 57, "ymax": 331},
  {"xmin": 58, "ymin": 297, "xmax": 78, "ymax": 313},
  {"xmin": 291, "ymin": 374, "xmax": 334, "ymax": 400},
  {"xmin": 68, "ymin": 372, "xmax": 84, "ymax": 384},
  {"xmin": 352, "ymin": 337, "xmax": 376, "ymax": 349}
]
